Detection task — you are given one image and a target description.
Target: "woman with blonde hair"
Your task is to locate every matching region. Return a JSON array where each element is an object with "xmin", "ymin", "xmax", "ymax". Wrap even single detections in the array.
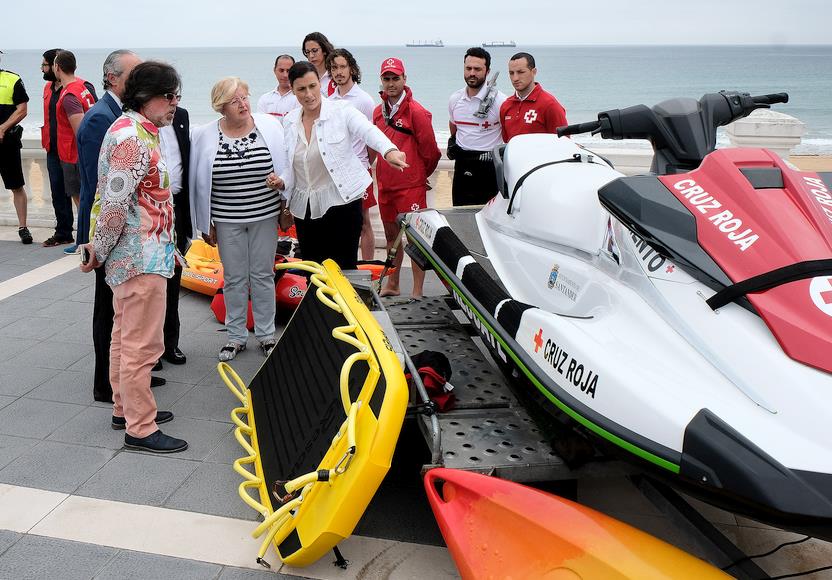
[{"xmin": 190, "ymin": 77, "xmax": 287, "ymax": 361}]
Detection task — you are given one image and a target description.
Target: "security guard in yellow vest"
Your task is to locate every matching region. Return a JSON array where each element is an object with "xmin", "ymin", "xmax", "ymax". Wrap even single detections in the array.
[{"xmin": 0, "ymin": 50, "xmax": 32, "ymax": 243}]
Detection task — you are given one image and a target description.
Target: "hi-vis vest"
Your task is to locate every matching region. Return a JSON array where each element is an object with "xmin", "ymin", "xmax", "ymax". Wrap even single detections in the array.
[
  {"xmin": 0, "ymin": 70, "xmax": 22, "ymax": 106},
  {"xmin": 55, "ymin": 78, "xmax": 96, "ymax": 163}
]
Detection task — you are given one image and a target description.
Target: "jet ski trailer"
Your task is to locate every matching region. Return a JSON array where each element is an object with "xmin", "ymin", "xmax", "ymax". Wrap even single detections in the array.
[{"xmin": 402, "ymin": 91, "xmax": 832, "ymax": 540}]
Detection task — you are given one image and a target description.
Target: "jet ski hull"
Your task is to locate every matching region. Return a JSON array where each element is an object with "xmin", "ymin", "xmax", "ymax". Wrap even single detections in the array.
[{"xmin": 404, "ymin": 207, "xmax": 832, "ymax": 539}]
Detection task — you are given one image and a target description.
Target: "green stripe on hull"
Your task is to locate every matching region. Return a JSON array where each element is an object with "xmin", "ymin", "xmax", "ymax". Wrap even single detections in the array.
[{"xmin": 410, "ymin": 233, "xmax": 681, "ymax": 474}]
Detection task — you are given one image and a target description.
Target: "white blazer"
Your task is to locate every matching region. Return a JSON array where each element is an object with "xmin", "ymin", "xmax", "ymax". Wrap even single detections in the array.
[
  {"xmin": 280, "ymin": 99, "xmax": 396, "ymax": 205},
  {"xmin": 189, "ymin": 113, "xmax": 287, "ymax": 235}
]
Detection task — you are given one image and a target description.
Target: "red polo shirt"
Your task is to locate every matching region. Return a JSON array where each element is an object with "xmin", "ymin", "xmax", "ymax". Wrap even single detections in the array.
[{"xmin": 500, "ymin": 83, "xmax": 568, "ymax": 142}]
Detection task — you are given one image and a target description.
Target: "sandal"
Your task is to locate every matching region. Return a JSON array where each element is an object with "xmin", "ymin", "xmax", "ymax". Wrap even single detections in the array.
[
  {"xmin": 260, "ymin": 339, "xmax": 277, "ymax": 357},
  {"xmin": 218, "ymin": 342, "xmax": 246, "ymax": 361}
]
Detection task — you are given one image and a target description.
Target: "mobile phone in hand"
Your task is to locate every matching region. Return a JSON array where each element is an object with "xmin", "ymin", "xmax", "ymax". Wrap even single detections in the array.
[{"xmin": 80, "ymin": 247, "xmax": 91, "ymax": 265}]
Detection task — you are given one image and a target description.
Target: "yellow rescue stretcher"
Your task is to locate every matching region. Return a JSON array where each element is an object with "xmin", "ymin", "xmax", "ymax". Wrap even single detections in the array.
[{"xmin": 219, "ymin": 259, "xmax": 408, "ymax": 568}]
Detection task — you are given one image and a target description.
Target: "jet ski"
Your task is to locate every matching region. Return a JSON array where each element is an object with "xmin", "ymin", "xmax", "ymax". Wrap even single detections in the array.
[{"xmin": 402, "ymin": 91, "xmax": 832, "ymax": 539}]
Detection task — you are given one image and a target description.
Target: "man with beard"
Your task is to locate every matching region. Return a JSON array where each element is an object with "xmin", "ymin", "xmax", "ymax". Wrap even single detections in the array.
[
  {"xmin": 52, "ymin": 50, "xmax": 97, "ymax": 254},
  {"xmin": 447, "ymin": 47, "xmax": 506, "ymax": 206},
  {"xmin": 327, "ymin": 48, "xmax": 378, "ymax": 261},
  {"xmin": 372, "ymin": 57, "xmax": 440, "ymax": 298}
]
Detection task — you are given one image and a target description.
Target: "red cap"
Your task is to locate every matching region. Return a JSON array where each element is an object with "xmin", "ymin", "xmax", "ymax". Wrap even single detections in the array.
[{"xmin": 380, "ymin": 57, "xmax": 405, "ymax": 76}]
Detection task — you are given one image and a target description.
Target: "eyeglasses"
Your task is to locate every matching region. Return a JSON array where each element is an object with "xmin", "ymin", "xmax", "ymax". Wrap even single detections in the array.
[
  {"xmin": 163, "ymin": 93, "xmax": 182, "ymax": 103},
  {"xmin": 228, "ymin": 95, "xmax": 250, "ymax": 107},
  {"xmin": 303, "ymin": 47, "xmax": 321, "ymax": 56}
]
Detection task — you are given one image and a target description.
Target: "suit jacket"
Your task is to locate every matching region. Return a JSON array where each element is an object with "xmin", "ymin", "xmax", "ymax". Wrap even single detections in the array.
[
  {"xmin": 76, "ymin": 92, "xmax": 122, "ymax": 245},
  {"xmin": 171, "ymin": 107, "xmax": 192, "ymax": 253}
]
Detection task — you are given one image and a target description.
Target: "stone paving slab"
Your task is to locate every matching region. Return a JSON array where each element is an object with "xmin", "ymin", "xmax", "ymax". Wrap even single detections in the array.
[
  {"xmin": 0, "ymin": 440, "xmax": 115, "ymax": 493},
  {"xmin": 93, "ymin": 549, "xmax": 223, "ymax": 580},
  {"xmin": 77, "ymin": 452, "xmax": 200, "ymax": 507},
  {"xmin": 5, "ymin": 339, "xmax": 92, "ymax": 371},
  {"xmin": 0, "ymin": 529, "xmax": 20, "ymax": 556},
  {"xmin": 0, "ymin": 398, "xmax": 86, "ymax": 439},
  {"xmin": 164, "ymin": 462, "xmax": 260, "ymax": 521},
  {"xmin": 0, "ymin": 534, "xmax": 118, "ymax": 580},
  {"xmin": 0, "ymin": 434, "xmax": 39, "ymax": 471}
]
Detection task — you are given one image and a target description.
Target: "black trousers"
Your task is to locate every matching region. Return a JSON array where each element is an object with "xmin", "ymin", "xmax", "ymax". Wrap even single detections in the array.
[
  {"xmin": 294, "ymin": 198, "xmax": 363, "ymax": 270},
  {"xmin": 452, "ymin": 156, "xmax": 498, "ymax": 206},
  {"xmin": 92, "ymin": 265, "xmax": 182, "ymax": 402}
]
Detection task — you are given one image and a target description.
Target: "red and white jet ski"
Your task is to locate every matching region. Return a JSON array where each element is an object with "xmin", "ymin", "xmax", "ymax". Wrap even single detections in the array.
[{"xmin": 403, "ymin": 91, "xmax": 832, "ymax": 539}]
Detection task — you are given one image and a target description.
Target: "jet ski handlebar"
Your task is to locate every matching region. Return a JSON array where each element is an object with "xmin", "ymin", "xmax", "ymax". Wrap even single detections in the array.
[
  {"xmin": 556, "ymin": 119, "xmax": 606, "ymax": 138},
  {"xmin": 751, "ymin": 92, "xmax": 789, "ymax": 105},
  {"xmin": 555, "ymin": 90, "xmax": 789, "ymax": 174}
]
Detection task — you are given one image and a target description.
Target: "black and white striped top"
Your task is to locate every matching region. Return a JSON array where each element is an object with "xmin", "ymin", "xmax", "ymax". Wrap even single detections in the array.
[{"xmin": 210, "ymin": 127, "xmax": 279, "ymax": 223}]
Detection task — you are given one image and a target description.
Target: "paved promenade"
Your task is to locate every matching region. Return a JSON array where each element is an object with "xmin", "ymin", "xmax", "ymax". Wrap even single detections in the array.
[{"xmin": 0, "ymin": 224, "xmax": 829, "ymax": 579}]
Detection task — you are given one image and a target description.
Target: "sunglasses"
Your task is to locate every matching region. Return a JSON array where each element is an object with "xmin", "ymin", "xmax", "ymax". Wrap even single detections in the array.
[
  {"xmin": 163, "ymin": 93, "xmax": 182, "ymax": 103},
  {"xmin": 303, "ymin": 48, "xmax": 321, "ymax": 56}
]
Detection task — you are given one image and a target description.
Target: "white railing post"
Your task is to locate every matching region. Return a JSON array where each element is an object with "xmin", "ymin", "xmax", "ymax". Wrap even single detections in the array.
[{"xmin": 725, "ymin": 110, "xmax": 806, "ymax": 159}]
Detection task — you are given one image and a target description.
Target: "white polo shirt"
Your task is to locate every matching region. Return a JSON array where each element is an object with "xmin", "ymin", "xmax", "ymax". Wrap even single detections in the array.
[
  {"xmin": 159, "ymin": 125, "xmax": 183, "ymax": 197},
  {"xmin": 256, "ymin": 88, "xmax": 299, "ymax": 124},
  {"xmin": 329, "ymin": 82, "xmax": 376, "ymax": 167},
  {"xmin": 449, "ymin": 83, "xmax": 507, "ymax": 152}
]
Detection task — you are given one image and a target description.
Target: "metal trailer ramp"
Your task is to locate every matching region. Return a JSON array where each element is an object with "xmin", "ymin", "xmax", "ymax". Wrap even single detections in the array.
[{"xmin": 379, "ymin": 294, "xmax": 571, "ymax": 483}]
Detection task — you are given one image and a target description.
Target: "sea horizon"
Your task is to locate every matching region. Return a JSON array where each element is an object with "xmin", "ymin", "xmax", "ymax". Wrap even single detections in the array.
[{"xmin": 5, "ymin": 44, "xmax": 832, "ymax": 154}]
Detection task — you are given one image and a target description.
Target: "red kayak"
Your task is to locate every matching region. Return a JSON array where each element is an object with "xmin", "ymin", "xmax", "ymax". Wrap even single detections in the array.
[{"xmin": 424, "ymin": 468, "xmax": 728, "ymax": 579}]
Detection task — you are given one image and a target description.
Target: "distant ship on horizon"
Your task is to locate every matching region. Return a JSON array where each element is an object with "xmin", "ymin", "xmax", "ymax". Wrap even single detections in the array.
[
  {"xmin": 405, "ymin": 40, "xmax": 444, "ymax": 47},
  {"xmin": 482, "ymin": 40, "xmax": 517, "ymax": 48}
]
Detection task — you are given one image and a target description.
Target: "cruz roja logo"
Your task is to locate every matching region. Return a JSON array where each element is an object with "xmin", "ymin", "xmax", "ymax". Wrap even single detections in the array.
[
  {"xmin": 534, "ymin": 328, "xmax": 598, "ymax": 398},
  {"xmin": 524, "ymin": 109, "xmax": 538, "ymax": 124}
]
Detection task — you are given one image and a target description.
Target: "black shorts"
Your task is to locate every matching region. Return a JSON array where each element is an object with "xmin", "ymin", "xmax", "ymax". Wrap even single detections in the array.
[
  {"xmin": 61, "ymin": 161, "xmax": 81, "ymax": 198},
  {"xmin": 0, "ymin": 130, "xmax": 24, "ymax": 190},
  {"xmin": 452, "ymin": 156, "xmax": 498, "ymax": 206}
]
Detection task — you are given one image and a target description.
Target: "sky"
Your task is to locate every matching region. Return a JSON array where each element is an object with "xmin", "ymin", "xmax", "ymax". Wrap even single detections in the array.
[{"xmin": 3, "ymin": 0, "xmax": 831, "ymax": 48}]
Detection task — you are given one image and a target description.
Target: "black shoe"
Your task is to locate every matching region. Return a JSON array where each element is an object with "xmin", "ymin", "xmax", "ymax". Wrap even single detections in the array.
[
  {"xmin": 18, "ymin": 227, "xmax": 33, "ymax": 245},
  {"xmin": 42, "ymin": 235, "xmax": 73, "ymax": 247},
  {"xmin": 150, "ymin": 376, "xmax": 166, "ymax": 388},
  {"xmin": 163, "ymin": 347, "xmax": 187, "ymax": 365},
  {"xmin": 112, "ymin": 410, "xmax": 174, "ymax": 430},
  {"xmin": 124, "ymin": 430, "xmax": 188, "ymax": 453},
  {"xmin": 152, "ymin": 360, "xmax": 163, "ymax": 372}
]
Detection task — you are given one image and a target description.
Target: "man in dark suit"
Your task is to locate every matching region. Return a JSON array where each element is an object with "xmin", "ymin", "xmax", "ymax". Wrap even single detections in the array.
[
  {"xmin": 158, "ymin": 106, "xmax": 192, "ymax": 367},
  {"xmin": 76, "ymin": 50, "xmax": 174, "ymax": 403}
]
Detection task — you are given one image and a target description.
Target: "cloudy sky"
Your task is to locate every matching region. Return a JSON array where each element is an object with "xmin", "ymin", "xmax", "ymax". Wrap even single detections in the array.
[{"xmin": 4, "ymin": 0, "xmax": 830, "ymax": 48}]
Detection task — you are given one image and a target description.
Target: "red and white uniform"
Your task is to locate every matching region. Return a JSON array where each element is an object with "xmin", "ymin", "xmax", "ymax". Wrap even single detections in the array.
[
  {"xmin": 448, "ymin": 83, "xmax": 507, "ymax": 152},
  {"xmin": 256, "ymin": 88, "xmax": 299, "ymax": 124},
  {"xmin": 373, "ymin": 86, "xmax": 441, "ymax": 223},
  {"xmin": 55, "ymin": 78, "xmax": 96, "ymax": 163},
  {"xmin": 330, "ymin": 83, "xmax": 377, "ymax": 208},
  {"xmin": 500, "ymin": 82, "xmax": 568, "ymax": 142}
]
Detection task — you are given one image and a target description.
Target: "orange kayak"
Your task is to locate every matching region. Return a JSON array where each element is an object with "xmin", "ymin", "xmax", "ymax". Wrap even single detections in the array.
[
  {"xmin": 424, "ymin": 468, "xmax": 729, "ymax": 579},
  {"xmin": 181, "ymin": 240, "xmax": 224, "ymax": 296}
]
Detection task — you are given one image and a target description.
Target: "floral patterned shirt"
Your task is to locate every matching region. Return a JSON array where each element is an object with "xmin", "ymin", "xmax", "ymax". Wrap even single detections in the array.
[{"xmin": 91, "ymin": 110, "xmax": 176, "ymax": 287}]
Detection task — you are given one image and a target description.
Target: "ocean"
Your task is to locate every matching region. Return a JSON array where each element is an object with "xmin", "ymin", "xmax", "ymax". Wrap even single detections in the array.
[{"xmin": 4, "ymin": 45, "xmax": 832, "ymax": 154}]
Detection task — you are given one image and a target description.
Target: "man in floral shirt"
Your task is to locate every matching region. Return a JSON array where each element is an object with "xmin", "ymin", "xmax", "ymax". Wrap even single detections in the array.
[{"xmin": 81, "ymin": 62, "xmax": 187, "ymax": 454}]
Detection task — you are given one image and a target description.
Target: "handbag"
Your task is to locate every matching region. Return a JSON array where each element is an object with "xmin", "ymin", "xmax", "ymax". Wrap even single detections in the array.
[{"xmin": 278, "ymin": 199, "xmax": 294, "ymax": 232}]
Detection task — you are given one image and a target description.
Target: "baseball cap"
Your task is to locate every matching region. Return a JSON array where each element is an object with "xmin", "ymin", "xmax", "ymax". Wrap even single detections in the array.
[{"xmin": 380, "ymin": 57, "xmax": 405, "ymax": 76}]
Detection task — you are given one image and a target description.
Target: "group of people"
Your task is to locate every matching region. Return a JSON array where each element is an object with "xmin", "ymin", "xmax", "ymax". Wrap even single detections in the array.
[{"xmin": 0, "ymin": 37, "xmax": 568, "ymax": 454}]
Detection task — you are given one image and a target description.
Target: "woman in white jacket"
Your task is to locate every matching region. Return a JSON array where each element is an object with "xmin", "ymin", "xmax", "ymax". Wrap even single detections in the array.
[
  {"xmin": 190, "ymin": 77, "xmax": 288, "ymax": 361},
  {"xmin": 267, "ymin": 61, "xmax": 408, "ymax": 270}
]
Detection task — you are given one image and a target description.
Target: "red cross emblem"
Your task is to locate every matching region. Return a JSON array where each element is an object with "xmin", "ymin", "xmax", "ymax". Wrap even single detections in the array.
[
  {"xmin": 533, "ymin": 328, "xmax": 544, "ymax": 353},
  {"xmin": 482, "ymin": 120, "xmax": 492, "ymax": 129},
  {"xmin": 809, "ymin": 276, "xmax": 832, "ymax": 317},
  {"xmin": 666, "ymin": 264, "xmax": 675, "ymax": 274}
]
